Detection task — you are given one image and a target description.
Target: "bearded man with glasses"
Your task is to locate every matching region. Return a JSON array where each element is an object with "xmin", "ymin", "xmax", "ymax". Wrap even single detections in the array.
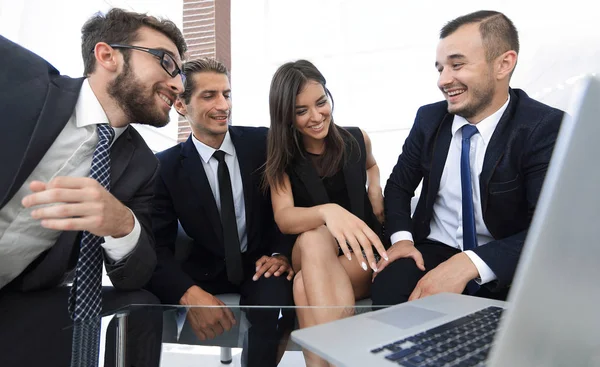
[{"xmin": 0, "ymin": 8, "xmax": 187, "ymax": 367}]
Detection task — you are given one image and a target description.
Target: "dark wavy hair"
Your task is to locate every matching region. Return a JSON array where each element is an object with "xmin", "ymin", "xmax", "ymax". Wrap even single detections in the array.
[
  {"xmin": 81, "ymin": 8, "xmax": 187, "ymax": 76},
  {"xmin": 263, "ymin": 60, "xmax": 354, "ymax": 191}
]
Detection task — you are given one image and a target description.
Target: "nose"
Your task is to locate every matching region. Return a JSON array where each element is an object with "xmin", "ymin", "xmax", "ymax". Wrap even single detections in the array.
[
  {"xmin": 309, "ymin": 108, "xmax": 322, "ymax": 122},
  {"xmin": 438, "ymin": 68, "xmax": 453, "ymax": 89},
  {"xmin": 168, "ymin": 74, "xmax": 185, "ymax": 94},
  {"xmin": 215, "ymin": 93, "xmax": 230, "ymax": 111}
]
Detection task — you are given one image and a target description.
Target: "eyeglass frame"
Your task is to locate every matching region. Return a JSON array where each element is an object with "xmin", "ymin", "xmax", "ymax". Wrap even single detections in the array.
[{"xmin": 107, "ymin": 44, "xmax": 186, "ymax": 84}]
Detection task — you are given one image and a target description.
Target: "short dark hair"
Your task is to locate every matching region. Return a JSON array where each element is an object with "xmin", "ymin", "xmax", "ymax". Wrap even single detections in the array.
[
  {"xmin": 179, "ymin": 58, "xmax": 229, "ymax": 104},
  {"xmin": 81, "ymin": 8, "xmax": 187, "ymax": 76},
  {"xmin": 440, "ymin": 10, "xmax": 519, "ymax": 62}
]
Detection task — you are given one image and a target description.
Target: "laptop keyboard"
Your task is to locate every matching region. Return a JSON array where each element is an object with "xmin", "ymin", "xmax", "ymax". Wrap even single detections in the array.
[{"xmin": 370, "ymin": 306, "xmax": 504, "ymax": 367}]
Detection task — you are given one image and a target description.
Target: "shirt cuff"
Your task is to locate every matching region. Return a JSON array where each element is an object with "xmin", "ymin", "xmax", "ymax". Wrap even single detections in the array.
[
  {"xmin": 390, "ymin": 231, "xmax": 414, "ymax": 245},
  {"xmin": 101, "ymin": 210, "xmax": 141, "ymax": 262},
  {"xmin": 463, "ymin": 250, "xmax": 497, "ymax": 285}
]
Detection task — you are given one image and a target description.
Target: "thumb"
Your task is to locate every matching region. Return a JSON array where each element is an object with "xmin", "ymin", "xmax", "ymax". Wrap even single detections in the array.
[{"xmin": 412, "ymin": 250, "xmax": 426, "ymax": 271}]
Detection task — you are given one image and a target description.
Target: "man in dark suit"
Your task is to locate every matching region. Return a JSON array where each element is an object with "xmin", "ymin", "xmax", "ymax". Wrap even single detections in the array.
[
  {"xmin": 146, "ymin": 58, "xmax": 294, "ymax": 367},
  {"xmin": 371, "ymin": 10, "xmax": 565, "ymax": 305},
  {"xmin": 0, "ymin": 9, "xmax": 187, "ymax": 367}
]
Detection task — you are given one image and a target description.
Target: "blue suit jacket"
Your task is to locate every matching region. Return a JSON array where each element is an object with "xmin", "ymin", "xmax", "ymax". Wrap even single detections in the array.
[{"xmin": 384, "ymin": 89, "xmax": 564, "ymax": 290}]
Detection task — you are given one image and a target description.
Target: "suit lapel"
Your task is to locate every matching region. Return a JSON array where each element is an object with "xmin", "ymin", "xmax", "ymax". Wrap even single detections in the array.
[
  {"xmin": 480, "ymin": 89, "xmax": 519, "ymax": 214},
  {"xmin": 229, "ymin": 127, "xmax": 254, "ymax": 238},
  {"xmin": 180, "ymin": 136, "xmax": 224, "ymax": 244},
  {"xmin": 292, "ymin": 154, "xmax": 329, "ymax": 205},
  {"xmin": 427, "ymin": 113, "xmax": 454, "ymax": 210},
  {"xmin": 110, "ymin": 126, "xmax": 135, "ymax": 187},
  {"xmin": 1, "ymin": 77, "xmax": 84, "ymax": 208}
]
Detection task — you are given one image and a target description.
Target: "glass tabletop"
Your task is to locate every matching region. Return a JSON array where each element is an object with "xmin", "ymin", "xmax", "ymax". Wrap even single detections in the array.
[{"xmin": 98, "ymin": 303, "xmax": 382, "ymax": 367}]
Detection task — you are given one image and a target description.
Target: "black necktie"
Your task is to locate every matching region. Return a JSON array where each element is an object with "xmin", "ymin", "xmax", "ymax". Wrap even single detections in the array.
[{"xmin": 213, "ymin": 150, "xmax": 244, "ymax": 285}]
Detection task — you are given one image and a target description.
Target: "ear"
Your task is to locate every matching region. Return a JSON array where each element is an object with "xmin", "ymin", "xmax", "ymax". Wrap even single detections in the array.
[
  {"xmin": 93, "ymin": 42, "xmax": 120, "ymax": 73},
  {"xmin": 496, "ymin": 50, "xmax": 518, "ymax": 80},
  {"xmin": 174, "ymin": 98, "xmax": 187, "ymax": 117}
]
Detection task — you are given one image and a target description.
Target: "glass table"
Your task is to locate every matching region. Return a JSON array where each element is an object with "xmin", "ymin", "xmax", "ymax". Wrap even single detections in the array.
[{"xmin": 101, "ymin": 303, "xmax": 379, "ymax": 367}]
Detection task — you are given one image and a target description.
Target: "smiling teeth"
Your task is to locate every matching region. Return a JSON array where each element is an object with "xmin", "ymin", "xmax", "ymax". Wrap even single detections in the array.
[
  {"xmin": 447, "ymin": 89, "xmax": 465, "ymax": 96},
  {"xmin": 159, "ymin": 93, "xmax": 172, "ymax": 106},
  {"xmin": 311, "ymin": 122, "xmax": 324, "ymax": 130}
]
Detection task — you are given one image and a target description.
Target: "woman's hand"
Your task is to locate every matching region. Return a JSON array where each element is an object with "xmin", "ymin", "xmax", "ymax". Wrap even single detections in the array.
[{"xmin": 319, "ymin": 203, "xmax": 388, "ymax": 272}]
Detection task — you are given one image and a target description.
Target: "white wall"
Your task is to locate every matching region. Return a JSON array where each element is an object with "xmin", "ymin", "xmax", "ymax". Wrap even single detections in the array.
[
  {"xmin": 231, "ymin": 0, "xmax": 600, "ymax": 185},
  {"xmin": 0, "ymin": 0, "xmax": 184, "ymax": 151}
]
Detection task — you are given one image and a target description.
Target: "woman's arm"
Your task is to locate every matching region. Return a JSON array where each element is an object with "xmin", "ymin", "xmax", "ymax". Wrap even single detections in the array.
[{"xmin": 362, "ymin": 129, "xmax": 385, "ymax": 223}]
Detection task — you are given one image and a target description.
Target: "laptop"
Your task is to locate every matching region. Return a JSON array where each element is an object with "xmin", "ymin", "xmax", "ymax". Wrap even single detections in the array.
[{"xmin": 291, "ymin": 76, "xmax": 600, "ymax": 367}]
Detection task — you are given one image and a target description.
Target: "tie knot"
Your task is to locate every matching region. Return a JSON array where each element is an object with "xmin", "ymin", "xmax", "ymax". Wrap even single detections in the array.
[
  {"xmin": 462, "ymin": 124, "xmax": 478, "ymax": 140},
  {"xmin": 213, "ymin": 150, "xmax": 226, "ymax": 162},
  {"xmin": 97, "ymin": 124, "xmax": 115, "ymax": 144}
]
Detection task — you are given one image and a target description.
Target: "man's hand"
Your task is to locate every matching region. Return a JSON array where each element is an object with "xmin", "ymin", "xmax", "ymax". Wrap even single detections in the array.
[
  {"xmin": 373, "ymin": 240, "xmax": 424, "ymax": 281},
  {"xmin": 253, "ymin": 255, "xmax": 294, "ymax": 281},
  {"xmin": 180, "ymin": 285, "xmax": 236, "ymax": 341},
  {"xmin": 408, "ymin": 252, "xmax": 479, "ymax": 301},
  {"xmin": 22, "ymin": 177, "xmax": 134, "ymax": 238}
]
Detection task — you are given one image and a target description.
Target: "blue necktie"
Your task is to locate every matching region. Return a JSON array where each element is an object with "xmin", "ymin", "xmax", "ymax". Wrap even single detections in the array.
[
  {"xmin": 460, "ymin": 124, "xmax": 480, "ymax": 294},
  {"xmin": 69, "ymin": 124, "xmax": 114, "ymax": 367}
]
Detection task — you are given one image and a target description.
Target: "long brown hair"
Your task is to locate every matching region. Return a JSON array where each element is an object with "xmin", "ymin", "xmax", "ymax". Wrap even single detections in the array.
[{"xmin": 263, "ymin": 60, "xmax": 354, "ymax": 191}]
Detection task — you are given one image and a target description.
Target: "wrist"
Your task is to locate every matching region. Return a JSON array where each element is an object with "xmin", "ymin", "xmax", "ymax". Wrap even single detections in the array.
[
  {"xmin": 453, "ymin": 253, "xmax": 480, "ymax": 281},
  {"xmin": 113, "ymin": 206, "xmax": 135, "ymax": 238}
]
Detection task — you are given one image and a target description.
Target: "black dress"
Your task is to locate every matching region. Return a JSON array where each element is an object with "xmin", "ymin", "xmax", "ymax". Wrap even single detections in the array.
[{"xmin": 286, "ymin": 127, "xmax": 386, "ymax": 259}]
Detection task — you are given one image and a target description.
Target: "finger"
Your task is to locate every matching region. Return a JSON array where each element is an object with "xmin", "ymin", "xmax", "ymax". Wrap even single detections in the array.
[
  {"xmin": 29, "ymin": 181, "xmax": 47, "ymax": 192},
  {"xmin": 31, "ymin": 203, "xmax": 98, "ymax": 220},
  {"xmin": 364, "ymin": 228, "xmax": 388, "ymax": 262},
  {"xmin": 286, "ymin": 268, "xmax": 295, "ymax": 281},
  {"xmin": 188, "ymin": 312, "xmax": 208, "ymax": 341},
  {"xmin": 46, "ymin": 176, "xmax": 97, "ymax": 190},
  {"xmin": 253, "ymin": 261, "xmax": 273, "ymax": 281},
  {"xmin": 264, "ymin": 263, "xmax": 281, "ymax": 278},
  {"xmin": 39, "ymin": 217, "xmax": 101, "ymax": 232},
  {"xmin": 211, "ymin": 321, "xmax": 225, "ymax": 336},
  {"xmin": 255, "ymin": 255, "xmax": 269, "ymax": 269},
  {"xmin": 203, "ymin": 326, "xmax": 217, "ymax": 340},
  {"xmin": 408, "ymin": 286, "xmax": 422, "ymax": 302},
  {"xmin": 272, "ymin": 264, "xmax": 286, "ymax": 277},
  {"xmin": 223, "ymin": 307, "xmax": 236, "ymax": 325},
  {"xmin": 218, "ymin": 311, "xmax": 233, "ymax": 331},
  {"xmin": 345, "ymin": 234, "xmax": 368, "ymax": 271},
  {"xmin": 354, "ymin": 229, "xmax": 377, "ymax": 272},
  {"xmin": 22, "ymin": 188, "xmax": 86, "ymax": 208},
  {"xmin": 411, "ymin": 250, "xmax": 426, "ymax": 271},
  {"xmin": 192, "ymin": 327, "xmax": 208, "ymax": 341},
  {"xmin": 333, "ymin": 233, "xmax": 352, "ymax": 261}
]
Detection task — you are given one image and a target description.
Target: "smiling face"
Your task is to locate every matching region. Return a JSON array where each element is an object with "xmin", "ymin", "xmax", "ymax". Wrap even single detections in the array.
[
  {"xmin": 107, "ymin": 26, "xmax": 184, "ymax": 127},
  {"xmin": 175, "ymin": 71, "xmax": 231, "ymax": 146},
  {"xmin": 435, "ymin": 23, "xmax": 498, "ymax": 123},
  {"xmin": 293, "ymin": 80, "xmax": 332, "ymax": 151}
]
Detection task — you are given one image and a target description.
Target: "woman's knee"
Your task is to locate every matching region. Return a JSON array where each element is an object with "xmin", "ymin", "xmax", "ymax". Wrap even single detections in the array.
[{"xmin": 295, "ymin": 227, "xmax": 337, "ymax": 257}]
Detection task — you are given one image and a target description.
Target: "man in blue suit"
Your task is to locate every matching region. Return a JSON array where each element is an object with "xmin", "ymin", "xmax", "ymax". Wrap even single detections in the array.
[{"xmin": 372, "ymin": 10, "xmax": 565, "ymax": 305}]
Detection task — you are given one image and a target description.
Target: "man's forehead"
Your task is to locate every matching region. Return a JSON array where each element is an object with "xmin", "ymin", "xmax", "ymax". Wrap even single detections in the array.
[{"xmin": 134, "ymin": 26, "xmax": 182, "ymax": 62}]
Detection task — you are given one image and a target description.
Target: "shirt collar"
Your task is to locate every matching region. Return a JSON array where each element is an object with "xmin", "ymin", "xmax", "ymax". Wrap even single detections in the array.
[
  {"xmin": 192, "ymin": 130, "xmax": 235, "ymax": 164},
  {"xmin": 451, "ymin": 94, "xmax": 510, "ymax": 145},
  {"xmin": 74, "ymin": 79, "xmax": 127, "ymax": 141}
]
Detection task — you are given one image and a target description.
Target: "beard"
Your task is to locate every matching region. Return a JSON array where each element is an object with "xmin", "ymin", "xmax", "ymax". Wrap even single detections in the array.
[
  {"xmin": 449, "ymin": 85, "xmax": 495, "ymax": 120},
  {"xmin": 107, "ymin": 62, "xmax": 171, "ymax": 128}
]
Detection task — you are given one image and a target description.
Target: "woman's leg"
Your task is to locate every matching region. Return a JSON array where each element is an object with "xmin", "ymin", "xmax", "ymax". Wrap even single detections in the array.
[{"xmin": 292, "ymin": 225, "xmax": 373, "ymax": 366}]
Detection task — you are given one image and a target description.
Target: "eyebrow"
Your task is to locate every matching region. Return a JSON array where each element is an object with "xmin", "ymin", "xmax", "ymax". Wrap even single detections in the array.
[
  {"xmin": 435, "ymin": 53, "xmax": 467, "ymax": 68},
  {"xmin": 295, "ymin": 94, "xmax": 327, "ymax": 109},
  {"xmin": 200, "ymin": 89, "xmax": 232, "ymax": 94}
]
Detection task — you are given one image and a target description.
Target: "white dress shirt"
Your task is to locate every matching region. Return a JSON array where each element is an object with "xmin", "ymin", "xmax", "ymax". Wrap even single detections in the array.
[
  {"xmin": 192, "ymin": 131, "xmax": 248, "ymax": 252},
  {"xmin": 0, "ymin": 80, "xmax": 140, "ymax": 289},
  {"xmin": 391, "ymin": 96, "xmax": 510, "ymax": 285}
]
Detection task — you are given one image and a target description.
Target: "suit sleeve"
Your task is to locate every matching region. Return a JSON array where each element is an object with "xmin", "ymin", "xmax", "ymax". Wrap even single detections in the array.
[
  {"xmin": 472, "ymin": 109, "xmax": 564, "ymax": 290},
  {"xmin": 103, "ymin": 163, "xmax": 158, "ymax": 290},
  {"xmin": 384, "ymin": 107, "xmax": 427, "ymax": 236},
  {"xmin": 145, "ymin": 170, "xmax": 196, "ymax": 304}
]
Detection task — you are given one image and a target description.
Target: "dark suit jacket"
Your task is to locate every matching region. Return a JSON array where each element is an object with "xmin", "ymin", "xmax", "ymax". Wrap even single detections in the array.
[
  {"xmin": 148, "ymin": 126, "xmax": 292, "ymax": 304},
  {"xmin": 384, "ymin": 88, "xmax": 564, "ymax": 290},
  {"xmin": 0, "ymin": 35, "xmax": 158, "ymax": 292}
]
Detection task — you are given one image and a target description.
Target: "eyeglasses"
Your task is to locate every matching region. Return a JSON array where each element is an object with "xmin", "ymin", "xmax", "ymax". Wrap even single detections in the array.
[{"xmin": 109, "ymin": 44, "xmax": 185, "ymax": 84}]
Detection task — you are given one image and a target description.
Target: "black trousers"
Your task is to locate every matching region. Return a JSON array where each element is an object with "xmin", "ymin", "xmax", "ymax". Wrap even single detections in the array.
[
  {"xmin": 371, "ymin": 240, "xmax": 509, "ymax": 306},
  {"xmin": 0, "ymin": 286, "xmax": 162, "ymax": 367},
  {"xmin": 183, "ymin": 259, "xmax": 295, "ymax": 367}
]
